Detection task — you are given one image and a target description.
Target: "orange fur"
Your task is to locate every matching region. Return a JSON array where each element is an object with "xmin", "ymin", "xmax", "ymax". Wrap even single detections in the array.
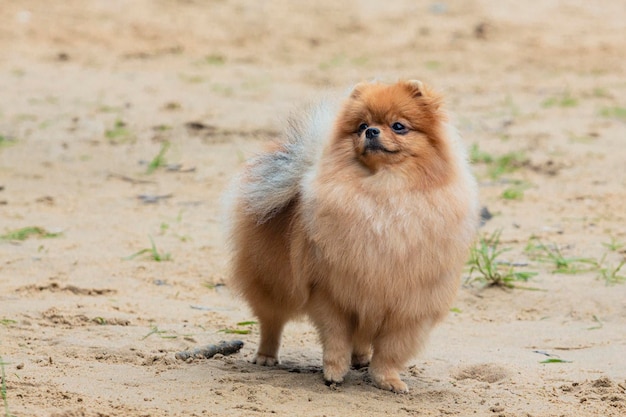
[{"xmin": 226, "ymin": 80, "xmax": 479, "ymax": 392}]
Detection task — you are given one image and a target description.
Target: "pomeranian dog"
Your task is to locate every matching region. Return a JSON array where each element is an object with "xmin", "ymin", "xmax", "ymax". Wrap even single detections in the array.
[{"xmin": 225, "ymin": 80, "xmax": 478, "ymax": 393}]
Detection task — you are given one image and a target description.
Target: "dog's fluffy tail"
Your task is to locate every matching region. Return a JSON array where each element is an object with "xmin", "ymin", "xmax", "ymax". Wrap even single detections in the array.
[{"xmin": 232, "ymin": 99, "xmax": 337, "ymax": 223}]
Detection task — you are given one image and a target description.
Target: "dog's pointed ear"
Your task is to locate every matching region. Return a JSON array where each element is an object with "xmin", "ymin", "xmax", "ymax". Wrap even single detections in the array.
[
  {"xmin": 404, "ymin": 79, "xmax": 426, "ymax": 98},
  {"xmin": 350, "ymin": 82, "xmax": 368, "ymax": 99},
  {"xmin": 403, "ymin": 79, "xmax": 443, "ymax": 111}
]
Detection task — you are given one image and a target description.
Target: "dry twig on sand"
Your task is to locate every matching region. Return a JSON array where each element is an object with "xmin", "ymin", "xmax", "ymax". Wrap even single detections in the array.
[{"xmin": 175, "ymin": 340, "xmax": 244, "ymax": 361}]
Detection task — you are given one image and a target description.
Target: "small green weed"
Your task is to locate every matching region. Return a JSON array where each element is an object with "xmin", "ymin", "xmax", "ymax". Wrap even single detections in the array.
[
  {"xmin": 424, "ymin": 60, "xmax": 442, "ymax": 70},
  {"xmin": 319, "ymin": 54, "xmax": 346, "ymax": 70},
  {"xmin": 105, "ymin": 119, "xmax": 133, "ymax": 144},
  {"xmin": 592, "ymin": 87, "xmax": 611, "ymax": 99},
  {"xmin": 587, "ymin": 315, "xmax": 603, "ymax": 330},
  {"xmin": 219, "ymin": 321, "xmax": 258, "ymax": 335},
  {"xmin": 469, "ymin": 143, "xmax": 494, "ymax": 164},
  {"xmin": 141, "ymin": 326, "xmax": 177, "ymax": 340},
  {"xmin": 466, "ymin": 230, "xmax": 538, "ymax": 289},
  {"xmin": 153, "ymin": 124, "xmax": 172, "ymax": 132},
  {"xmin": 0, "ymin": 319, "xmax": 17, "ymax": 327},
  {"xmin": 540, "ymin": 358, "xmax": 572, "ymax": 364},
  {"xmin": 204, "ymin": 54, "xmax": 226, "ymax": 65},
  {"xmin": 602, "ymin": 237, "xmax": 624, "ymax": 252},
  {"xmin": 146, "ymin": 141, "xmax": 171, "ymax": 174},
  {"xmin": 598, "ymin": 260, "xmax": 626, "ymax": 285},
  {"xmin": 488, "ymin": 152, "xmax": 526, "ymax": 179},
  {"xmin": 525, "ymin": 239, "xmax": 596, "ymax": 274},
  {"xmin": 210, "ymin": 84, "xmax": 234, "ymax": 96},
  {"xmin": 0, "ymin": 227, "xmax": 62, "ymax": 241},
  {"xmin": 98, "ymin": 105, "xmax": 123, "ymax": 113},
  {"xmin": 567, "ymin": 132, "xmax": 596, "ymax": 143},
  {"xmin": 0, "ymin": 135, "xmax": 16, "ymax": 148},
  {"xmin": 542, "ymin": 93, "xmax": 578, "ymax": 108},
  {"xmin": 502, "ymin": 183, "xmax": 530, "ymax": 200},
  {"xmin": 599, "ymin": 106, "xmax": 626, "ymax": 121},
  {"xmin": 124, "ymin": 236, "xmax": 171, "ymax": 262},
  {"xmin": 469, "ymin": 145, "xmax": 527, "ymax": 179}
]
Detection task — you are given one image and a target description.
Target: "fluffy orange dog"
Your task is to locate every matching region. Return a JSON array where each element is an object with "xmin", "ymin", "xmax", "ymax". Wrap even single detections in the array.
[{"xmin": 226, "ymin": 80, "xmax": 478, "ymax": 392}]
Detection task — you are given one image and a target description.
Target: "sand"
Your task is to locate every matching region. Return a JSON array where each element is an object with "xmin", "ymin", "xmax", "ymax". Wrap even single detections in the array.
[{"xmin": 1, "ymin": 1, "xmax": 625, "ymax": 416}]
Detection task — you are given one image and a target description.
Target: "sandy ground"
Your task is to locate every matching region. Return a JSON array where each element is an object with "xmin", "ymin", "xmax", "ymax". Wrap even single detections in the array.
[{"xmin": 1, "ymin": 1, "xmax": 626, "ymax": 416}]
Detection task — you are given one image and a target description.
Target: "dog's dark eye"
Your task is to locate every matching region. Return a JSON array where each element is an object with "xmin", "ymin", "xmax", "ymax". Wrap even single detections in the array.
[
  {"xmin": 391, "ymin": 122, "xmax": 408, "ymax": 134},
  {"xmin": 357, "ymin": 123, "xmax": 368, "ymax": 134}
]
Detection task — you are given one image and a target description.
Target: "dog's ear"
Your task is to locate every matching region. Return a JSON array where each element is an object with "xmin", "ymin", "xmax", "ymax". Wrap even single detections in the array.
[
  {"xmin": 403, "ymin": 79, "xmax": 443, "ymax": 111},
  {"xmin": 404, "ymin": 79, "xmax": 425, "ymax": 98},
  {"xmin": 350, "ymin": 82, "xmax": 368, "ymax": 99}
]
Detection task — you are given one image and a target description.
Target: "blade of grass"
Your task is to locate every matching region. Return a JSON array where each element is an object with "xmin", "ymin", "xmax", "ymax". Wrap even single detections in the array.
[
  {"xmin": 526, "ymin": 239, "xmax": 597, "ymax": 274},
  {"xmin": 123, "ymin": 236, "xmax": 171, "ymax": 262},
  {"xmin": 598, "ymin": 260, "xmax": 626, "ymax": 285},
  {"xmin": 236, "ymin": 321, "xmax": 258, "ymax": 326},
  {"xmin": 219, "ymin": 320, "xmax": 258, "ymax": 335},
  {"xmin": 218, "ymin": 329, "xmax": 251, "ymax": 335},
  {"xmin": 587, "ymin": 315, "xmax": 603, "ymax": 330},
  {"xmin": 146, "ymin": 141, "xmax": 171, "ymax": 174},
  {"xmin": 0, "ymin": 226, "xmax": 62, "ymax": 241},
  {"xmin": 141, "ymin": 325, "xmax": 177, "ymax": 340},
  {"xmin": 540, "ymin": 358, "xmax": 572, "ymax": 364}
]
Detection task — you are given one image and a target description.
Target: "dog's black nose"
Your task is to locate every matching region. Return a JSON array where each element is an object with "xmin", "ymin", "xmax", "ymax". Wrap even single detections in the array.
[{"xmin": 365, "ymin": 127, "xmax": 380, "ymax": 139}]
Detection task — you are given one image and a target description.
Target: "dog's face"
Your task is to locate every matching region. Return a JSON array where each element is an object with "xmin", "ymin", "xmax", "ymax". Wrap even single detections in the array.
[{"xmin": 334, "ymin": 81, "xmax": 449, "ymax": 181}]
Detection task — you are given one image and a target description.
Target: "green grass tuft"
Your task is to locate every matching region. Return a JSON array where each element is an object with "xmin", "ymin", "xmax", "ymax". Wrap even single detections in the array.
[
  {"xmin": 602, "ymin": 237, "xmax": 624, "ymax": 252},
  {"xmin": 424, "ymin": 60, "xmax": 442, "ymax": 70},
  {"xmin": 469, "ymin": 145, "xmax": 527, "ymax": 179},
  {"xmin": 124, "ymin": 236, "xmax": 171, "ymax": 262},
  {"xmin": 599, "ymin": 106, "xmax": 626, "ymax": 121},
  {"xmin": 592, "ymin": 87, "xmax": 611, "ymax": 99},
  {"xmin": 598, "ymin": 260, "xmax": 626, "ymax": 285},
  {"xmin": 525, "ymin": 239, "xmax": 596, "ymax": 274},
  {"xmin": 542, "ymin": 93, "xmax": 578, "ymax": 108},
  {"xmin": 204, "ymin": 54, "xmax": 226, "ymax": 65},
  {"xmin": 141, "ymin": 326, "xmax": 177, "ymax": 340},
  {"xmin": 466, "ymin": 230, "xmax": 538, "ymax": 289},
  {"xmin": 105, "ymin": 119, "xmax": 134, "ymax": 144},
  {"xmin": 0, "ymin": 135, "xmax": 16, "ymax": 148},
  {"xmin": 0, "ymin": 227, "xmax": 62, "ymax": 241},
  {"xmin": 502, "ymin": 183, "xmax": 530, "ymax": 200},
  {"xmin": 469, "ymin": 143, "xmax": 494, "ymax": 164}
]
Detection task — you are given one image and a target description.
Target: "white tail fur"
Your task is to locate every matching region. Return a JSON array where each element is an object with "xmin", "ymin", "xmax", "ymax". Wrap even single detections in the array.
[{"xmin": 238, "ymin": 100, "xmax": 337, "ymax": 223}]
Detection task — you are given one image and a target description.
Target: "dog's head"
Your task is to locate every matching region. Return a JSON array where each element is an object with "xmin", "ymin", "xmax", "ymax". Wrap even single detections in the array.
[{"xmin": 333, "ymin": 80, "xmax": 450, "ymax": 185}]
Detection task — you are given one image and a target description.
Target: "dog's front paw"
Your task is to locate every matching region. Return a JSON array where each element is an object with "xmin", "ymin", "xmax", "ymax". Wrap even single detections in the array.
[
  {"xmin": 323, "ymin": 364, "xmax": 347, "ymax": 386},
  {"xmin": 372, "ymin": 373, "xmax": 409, "ymax": 393},
  {"xmin": 253, "ymin": 354, "xmax": 278, "ymax": 366}
]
